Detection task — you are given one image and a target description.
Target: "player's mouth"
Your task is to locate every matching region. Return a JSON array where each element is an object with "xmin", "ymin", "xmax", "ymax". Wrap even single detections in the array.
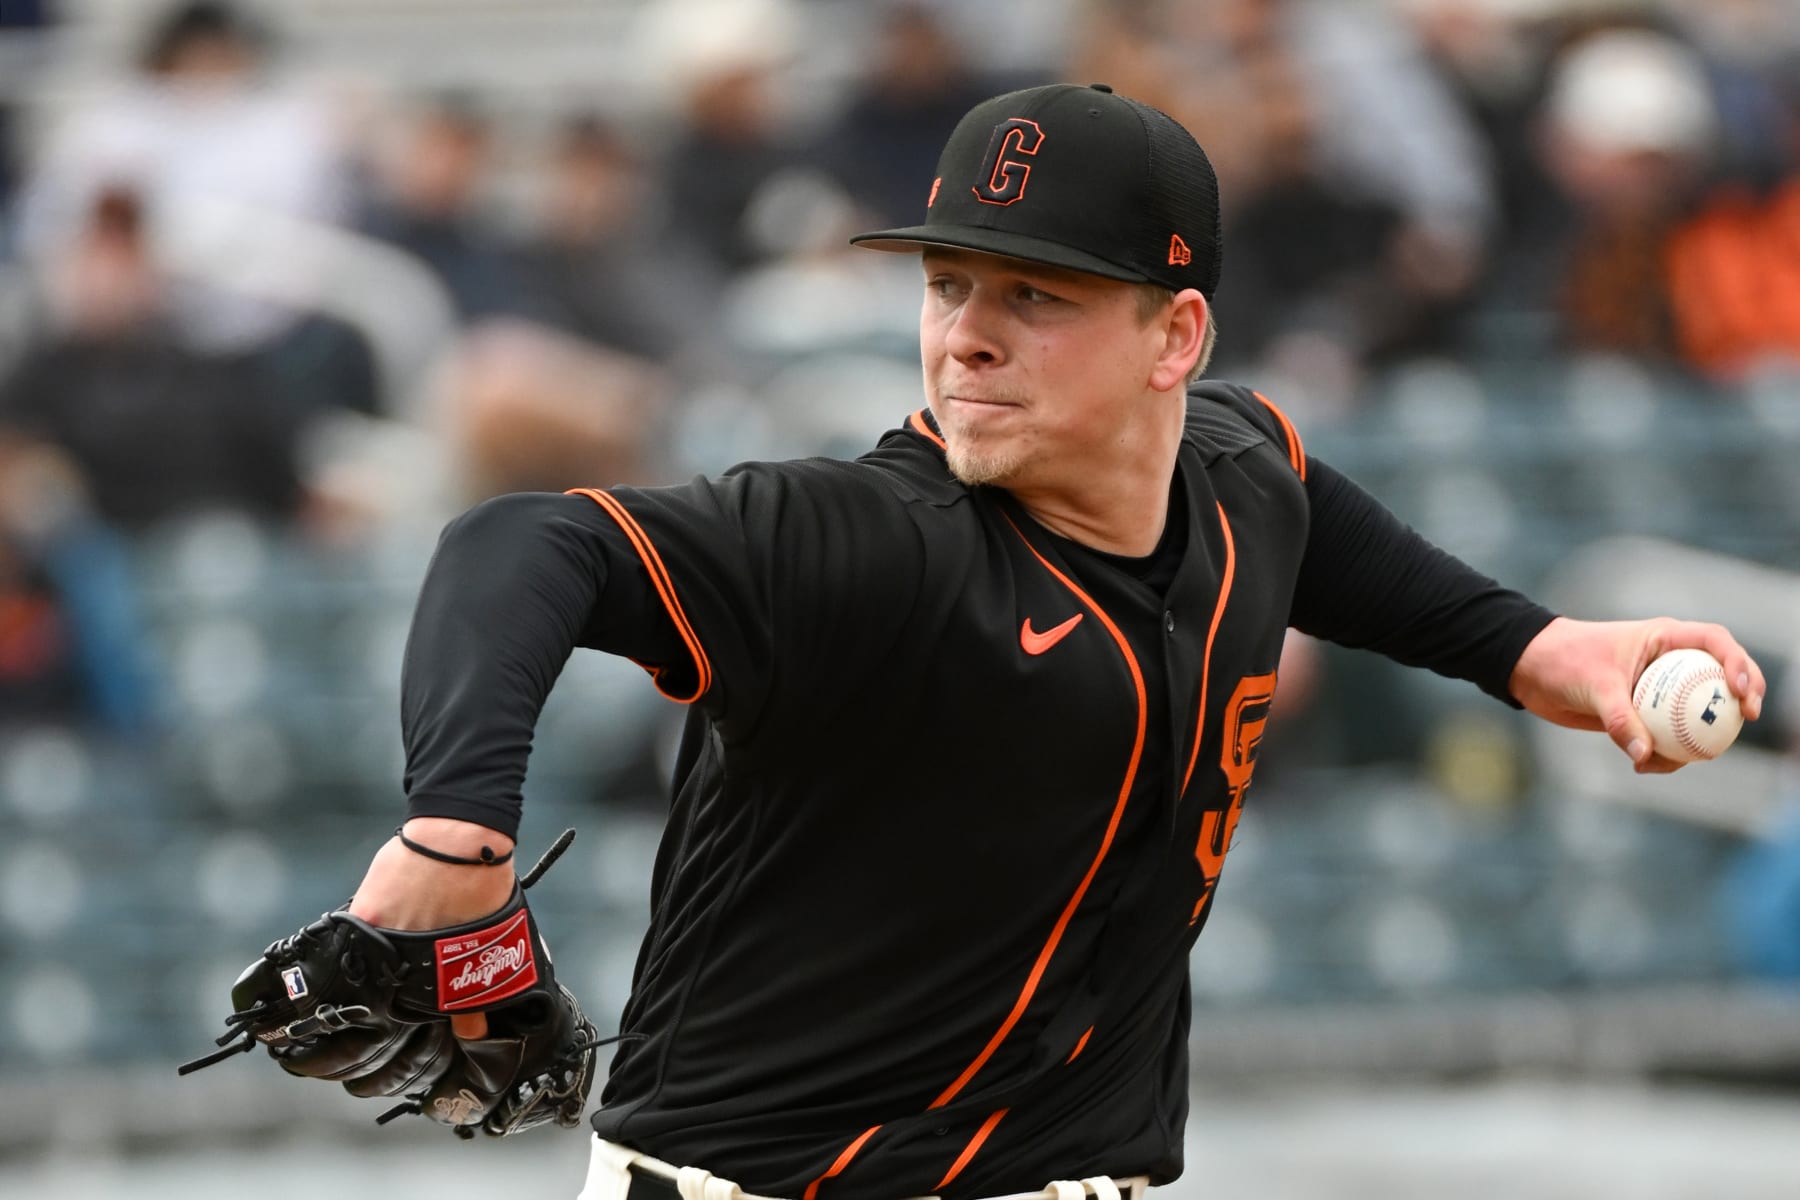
[{"xmin": 944, "ymin": 394, "xmax": 1020, "ymax": 409}]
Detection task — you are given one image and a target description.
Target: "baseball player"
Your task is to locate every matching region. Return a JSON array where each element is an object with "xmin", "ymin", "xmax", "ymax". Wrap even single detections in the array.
[{"xmin": 195, "ymin": 84, "xmax": 1767, "ymax": 1199}]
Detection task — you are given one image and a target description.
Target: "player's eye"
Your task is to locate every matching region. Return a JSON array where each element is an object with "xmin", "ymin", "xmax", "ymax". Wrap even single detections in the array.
[{"xmin": 1016, "ymin": 284, "xmax": 1059, "ymax": 304}]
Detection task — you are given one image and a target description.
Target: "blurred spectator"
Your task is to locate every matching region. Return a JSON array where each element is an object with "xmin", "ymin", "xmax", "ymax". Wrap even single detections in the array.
[
  {"xmin": 1724, "ymin": 812, "xmax": 1800, "ymax": 982},
  {"xmin": 1063, "ymin": 0, "xmax": 1189, "ymax": 121},
  {"xmin": 14, "ymin": 1, "xmax": 354, "ymax": 355},
  {"xmin": 1422, "ymin": 7, "xmax": 1800, "ymax": 376},
  {"xmin": 0, "ymin": 437, "xmax": 153, "ymax": 735},
  {"xmin": 812, "ymin": 1, "xmax": 996, "ymax": 230},
  {"xmin": 515, "ymin": 114, "xmax": 706, "ymax": 367},
  {"xmin": 0, "ymin": 117, "xmax": 14, "ymax": 242},
  {"xmin": 1176, "ymin": 0, "xmax": 1496, "ymax": 271},
  {"xmin": 1206, "ymin": 46, "xmax": 1412, "ymax": 373},
  {"xmin": 0, "ymin": 186, "xmax": 310, "ymax": 529},
  {"xmin": 355, "ymin": 95, "xmax": 670, "ymax": 503},
  {"xmin": 1103, "ymin": 0, "xmax": 1488, "ymax": 408},
  {"xmin": 0, "ymin": 0, "xmax": 54, "ymax": 233},
  {"xmin": 1405, "ymin": 0, "xmax": 1562, "ymax": 286},
  {"xmin": 353, "ymin": 92, "xmax": 536, "ymax": 324},
  {"xmin": 1659, "ymin": 3, "xmax": 1800, "ymax": 376},
  {"xmin": 0, "ymin": 507, "xmax": 83, "ymax": 727},
  {"xmin": 718, "ymin": 168, "xmax": 922, "ymax": 366},
  {"xmin": 638, "ymin": 0, "xmax": 805, "ymax": 281},
  {"xmin": 1665, "ymin": 164, "xmax": 1800, "ymax": 378},
  {"xmin": 1665, "ymin": 0, "xmax": 1799, "ymax": 187},
  {"xmin": 1487, "ymin": 27, "xmax": 1720, "ymax": 363},
  {"xmin": 1061, "ymin": 0, "xmax": 1494, "ymax": 407},
  {"xmin": 449, "ymin": 318, "xmax": 669, "ymax": 500}
]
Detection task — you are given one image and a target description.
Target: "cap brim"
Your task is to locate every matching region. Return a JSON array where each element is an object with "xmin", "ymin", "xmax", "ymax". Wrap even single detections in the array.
[{"xmin": 850, "ymin": 224, "xmax": 1152, "ymax": 284}]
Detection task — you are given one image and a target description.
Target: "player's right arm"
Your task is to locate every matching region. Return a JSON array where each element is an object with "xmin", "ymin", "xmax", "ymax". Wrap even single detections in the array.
[
  {"xmin": 340, "ymin": 463, "xmax": 921, "ymax": 1030},
  {"xmin": 357, "ymin": 464, "xmax": 924, "ymax": 922},
  {"xmin": 393, "ymin": 490, "xmax": 688, "ymax": 846},
  {"xmin": 345, "ymin": 489, "xmax": 687, "ymax": 1030}
]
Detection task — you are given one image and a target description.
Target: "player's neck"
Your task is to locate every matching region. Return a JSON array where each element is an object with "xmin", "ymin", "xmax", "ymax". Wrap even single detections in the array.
[
  {"xmin": 1013, "ymin": 485, "xmax": 1169, "ymax": 555},
  {"xmin": 1010, "ymin": 444, "xmax": 1179, "ymax": 556}
]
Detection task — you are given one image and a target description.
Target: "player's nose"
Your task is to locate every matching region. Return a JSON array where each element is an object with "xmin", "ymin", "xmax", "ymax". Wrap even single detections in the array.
[{"xmin": 942, "ymin": 290, "xmax": 1006, "ymax": 365}]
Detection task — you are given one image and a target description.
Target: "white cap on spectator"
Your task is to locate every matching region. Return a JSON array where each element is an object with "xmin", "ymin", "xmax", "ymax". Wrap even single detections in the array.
[
  {"xmin": 1545, "ymin": 29, "xmax": 1717, "ymax": 156},
  {"xmin": 634, "ymin": 0, "xmax": 802, "ymax": 97}
]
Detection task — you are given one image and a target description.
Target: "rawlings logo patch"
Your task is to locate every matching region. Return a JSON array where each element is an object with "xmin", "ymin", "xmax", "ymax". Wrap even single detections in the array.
[{"xmin": 435, "ymin": 909, "xmax": 538, "ymax": 1011}]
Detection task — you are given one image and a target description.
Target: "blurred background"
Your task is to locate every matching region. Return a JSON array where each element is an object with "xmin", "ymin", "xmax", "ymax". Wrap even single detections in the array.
[{"xmin": 0, "ymin": 0, "xmax": 1797, "ymax": 1196}]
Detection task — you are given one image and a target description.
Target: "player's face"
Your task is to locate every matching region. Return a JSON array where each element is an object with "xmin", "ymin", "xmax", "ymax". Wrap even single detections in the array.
[{"xmin": 919, "ymin": 249, "xmax": 1171, "ymax": 490}]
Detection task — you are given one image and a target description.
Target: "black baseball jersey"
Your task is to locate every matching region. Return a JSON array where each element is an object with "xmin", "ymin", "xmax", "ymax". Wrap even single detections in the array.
[{"xmin": 401, "ymin": 382, "xmax": 1553, "ymax": 1199}]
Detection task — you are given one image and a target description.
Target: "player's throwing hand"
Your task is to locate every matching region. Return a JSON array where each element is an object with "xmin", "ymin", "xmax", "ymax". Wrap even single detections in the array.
[{"xmin": 1508, "ymin": 616, "xmax": 1765, "ymax": 773}]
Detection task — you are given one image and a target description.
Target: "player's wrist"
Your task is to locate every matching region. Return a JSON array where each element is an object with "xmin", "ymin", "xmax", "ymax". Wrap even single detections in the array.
[
  {"xmin": 396, "ymin": 819, "xmax": 515, "ymax": 867},
  {"xmin": 349, "ymin": 825, "xmax": 519, "ymax": 931},
  {"xmin": 400, "ymin": 817, "xmax": 517, "ymax": 860}
]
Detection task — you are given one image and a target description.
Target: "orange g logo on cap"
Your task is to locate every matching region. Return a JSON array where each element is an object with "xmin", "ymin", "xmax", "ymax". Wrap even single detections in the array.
[{"xmin": 973, "ymin": 117, "xmax": 1044, "ymax": 206}]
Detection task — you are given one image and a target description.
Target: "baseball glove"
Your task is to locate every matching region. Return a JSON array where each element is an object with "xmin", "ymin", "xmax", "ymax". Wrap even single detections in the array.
[{"xmin": 180, "ymin": 829, "xmax": 618, "ymax": 1138}]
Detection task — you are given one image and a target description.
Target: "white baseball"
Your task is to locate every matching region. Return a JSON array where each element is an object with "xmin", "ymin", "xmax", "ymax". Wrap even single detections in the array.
[{"xmin": 1632, "ymin": 648, "xmax": 1743, "ymax": 763}]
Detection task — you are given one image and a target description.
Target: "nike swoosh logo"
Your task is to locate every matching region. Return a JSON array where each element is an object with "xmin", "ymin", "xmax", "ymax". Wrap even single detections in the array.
[{"xmin": 1021, "ymin": 613, "xmax": 1084, "ymax": 655}]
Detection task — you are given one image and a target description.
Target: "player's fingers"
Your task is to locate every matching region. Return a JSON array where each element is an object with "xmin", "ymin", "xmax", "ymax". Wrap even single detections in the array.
[
  {"xmin": 1656, "ymin": 621, "xmax": 1765, "ymax": 719},
  {"xmin": 1635, "ymin": 753, "xmax": 1685, "ymax": 775},
  {"xmin": 1730, "ymin": 650, "xmax": 1767, "ymax": 721},
  {"xmin": 1601, "ymin": 684, "xmax": 1654, "ymax": 766},
  {"xmin": 451, "ymin": 1012, "xmax": 489, "ymax": 1040},
  {"xmin": 1732, "ymin": 660, "xmax": 1764, "ymax": 722}
]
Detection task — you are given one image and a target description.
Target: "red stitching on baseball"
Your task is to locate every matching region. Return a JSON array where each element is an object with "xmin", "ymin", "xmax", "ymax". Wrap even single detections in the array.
[{"xmin": 1666, "ymin": 668, "xmax": 1724, "ymax": 759}]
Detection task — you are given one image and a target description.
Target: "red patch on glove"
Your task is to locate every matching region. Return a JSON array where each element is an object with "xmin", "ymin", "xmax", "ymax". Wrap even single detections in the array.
[{"xmin": 435, "ymin": 909, "xmax": 539, "ymax": 1011}]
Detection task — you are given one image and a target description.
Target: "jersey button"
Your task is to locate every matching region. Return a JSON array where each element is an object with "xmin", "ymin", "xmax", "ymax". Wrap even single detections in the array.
[{"xmin": 1164, "ymin": 611, "xmax": 1175, "ymax": 634}]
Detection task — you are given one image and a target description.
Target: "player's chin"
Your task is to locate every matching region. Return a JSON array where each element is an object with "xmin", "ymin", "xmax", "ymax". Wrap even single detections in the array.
[{"xmin": 945, "ymin": 441, "xmax": 1027, "ymax": 487}]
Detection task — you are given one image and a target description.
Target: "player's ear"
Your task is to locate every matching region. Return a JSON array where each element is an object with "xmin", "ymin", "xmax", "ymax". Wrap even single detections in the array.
[{"xmin": 1149, "ymin": 289, "xmax": 1207, "ymax": 393}]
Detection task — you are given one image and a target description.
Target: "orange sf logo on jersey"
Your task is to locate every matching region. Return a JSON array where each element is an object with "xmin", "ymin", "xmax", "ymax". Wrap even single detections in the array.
[{"xmin": 1191, "ymin": 671, "xmax": 1277, "ymax": 923}]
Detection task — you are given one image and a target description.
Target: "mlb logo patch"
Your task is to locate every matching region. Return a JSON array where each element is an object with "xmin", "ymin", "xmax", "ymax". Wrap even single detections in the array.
[{"xmin": 281, "ymin": 966, "xmax": 308, "ymax": 1000}]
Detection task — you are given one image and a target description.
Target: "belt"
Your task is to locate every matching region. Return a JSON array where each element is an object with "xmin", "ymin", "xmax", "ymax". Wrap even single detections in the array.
[
  {"xmin": 589, "ymin": 1135, "xmax": 1148, "ymax": 1200},
  {"xmin": 623, "ymin": 1166, "xmax": 686, "ymax": 1200}
]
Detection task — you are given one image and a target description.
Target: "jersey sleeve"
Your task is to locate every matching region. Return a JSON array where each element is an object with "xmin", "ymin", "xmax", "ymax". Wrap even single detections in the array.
[
  {"xmin": 1288, "ymin": 457, "xmax": 1557, "ymax": 705},
  {"xmin": 399, "ymin": 491, "xmax": 684, "ymax": 837},
  {"xmin": 572, "ymin": 458, "xmax": 928, "ymax": 736},
  {"xmin": 400, "ymin": 462, "xmax": 926, "ymax": 836},
  {"xmin": 1187, "ymin": 382, "xmax": 1309, "ymax": 481}
]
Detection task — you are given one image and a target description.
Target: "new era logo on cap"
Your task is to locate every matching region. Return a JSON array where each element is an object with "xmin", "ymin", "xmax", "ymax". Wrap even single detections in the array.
[{"xmin": 852, "ymin": 83, "xmax": 1223, "ymax": 299}]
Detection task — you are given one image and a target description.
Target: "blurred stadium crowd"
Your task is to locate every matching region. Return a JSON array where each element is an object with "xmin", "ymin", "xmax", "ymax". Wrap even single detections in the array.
[{"xmin": 0, "ymin": 0, "xmax": 1798, "ymax": 1105}]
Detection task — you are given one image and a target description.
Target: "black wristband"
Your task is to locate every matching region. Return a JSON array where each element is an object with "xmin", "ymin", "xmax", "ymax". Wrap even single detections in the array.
[{"xmin": 395, "ymin": 825, "xmax": 515, "ymax": 867}]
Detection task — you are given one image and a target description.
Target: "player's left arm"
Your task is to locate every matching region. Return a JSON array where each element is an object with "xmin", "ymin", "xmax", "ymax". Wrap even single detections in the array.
[
  {"xmin": 1287, "ymin": 456, "xmax": 1554, "ymax": 699},
  {"xmin": 1507, "ymin": 616, "xmax": 1764, "ymax": 773}
]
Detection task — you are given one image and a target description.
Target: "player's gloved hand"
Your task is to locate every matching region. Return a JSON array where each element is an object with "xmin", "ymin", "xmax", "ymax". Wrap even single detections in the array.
[
  {"xmin": 389, "ymin": 975, "xmax": 598, "ymax": 1136},
  {"xmin": 181, "ymin": 830, "xmax": 618, "ymax": 1138}
]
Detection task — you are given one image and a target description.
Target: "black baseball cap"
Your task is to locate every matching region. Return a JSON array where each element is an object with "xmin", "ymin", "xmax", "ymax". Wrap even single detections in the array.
[{"xmin": 851, "ymin": 83, "xmax": 1222, "ymax": 299}]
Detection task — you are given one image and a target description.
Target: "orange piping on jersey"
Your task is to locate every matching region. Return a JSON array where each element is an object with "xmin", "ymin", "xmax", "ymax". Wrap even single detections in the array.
[
  {"xmin": 909, "ymin": 408, "xmax": 947, "ymax": 450},
  {"xmin": 1181, "ymin": 504, "xmax": 1237, "ymax": 796},
  {"xmin": 1251, "ymin": 391, "xmax": 1306, "ymax": 480},
  {"xmin": 802, "ymin": 1124, "xmax": 883, "ymax": 1200},
  {"xmin": 934, "ymin": 1108, "xmax": 1010, "ymax": 1192},
  {"xmin": 567, "ymin": 488, "xmax": 713, "ymax": 704},
  {"xmin": 928, "ymin": 512, "xmax": 1149, "ymax": 1111},
  {"xmin": 1065, "ymin": 1026, "xmax": 1094, "ymax": 1064}
]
